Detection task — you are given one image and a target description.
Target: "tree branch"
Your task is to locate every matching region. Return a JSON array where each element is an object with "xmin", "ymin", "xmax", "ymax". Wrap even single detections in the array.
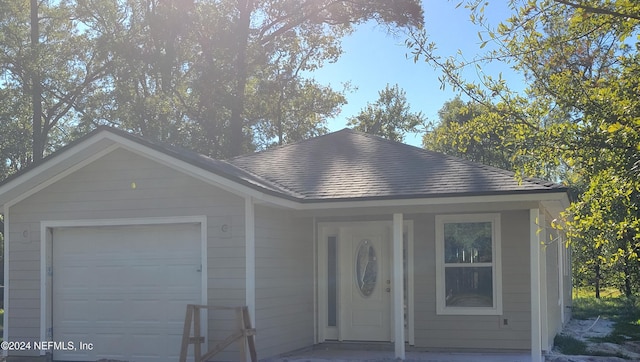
[{"xmin": 553, "ymin": 0, "xmax": 640, "ymax": 21}]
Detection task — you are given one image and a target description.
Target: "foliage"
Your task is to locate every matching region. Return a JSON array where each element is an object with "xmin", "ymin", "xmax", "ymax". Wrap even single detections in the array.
[
  {"xmin": 409, "ymin": 1, "xmax": 640, "ymax": 296},
  {"xmin": 347, "ymin": 83, "xmax": 425, "ymax": 142},
  {"xmin": 424, "ymin": 96, "xmax": 514, "ymax": 171},
  {"xmin": 572, "ymin": 291, "xmax": 640, "ymax": 344},
  {"xmin": 553, "ymin": 334, "xmax": 588, "ymax": 355},
  {"xmin": 0, "ymin": 0, "xmax": 108, "ymax": 172},
  {"xmin": 222, "ymin": 0, "xmax": 425, "ymax": 156},
  {"xmin": 0, "ymin": 0, "xmax": 424, "ymax": 168}
]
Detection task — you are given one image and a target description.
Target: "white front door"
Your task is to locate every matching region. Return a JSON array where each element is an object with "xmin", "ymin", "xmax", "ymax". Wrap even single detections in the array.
[{"xmin": 339, "ymin": 224, "xmax": 391, "ymax": 341}]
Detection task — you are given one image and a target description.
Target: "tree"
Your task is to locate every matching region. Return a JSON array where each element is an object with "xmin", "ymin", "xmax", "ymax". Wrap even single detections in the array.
[
  {"xmin": 347, "ymin": 84, "xmax": 425, "ymax": 142},
  {"xmin": 226, "ymin": 0, "xmax": 425, "ymax": 156},
  {"xmin": 0, "ymin": 0, "xmax": 108, "ymax": 169},
  {"xmin": 249, "ymin": 78, "xmax": 347, "ymax": 149},
  {"xmin": 408, "ymin": 1, "xmax": 640, "ymax": 296},
  {"xmin": 424, "ymin": 96, "xmax": 514, "ymax": 171},
  {"xmin": 0, "ymin": 0, "xmax": 425, "ymax": 176},
  {"xmin": 72, "ymin": 0, "xmax": 424, "ymax": 158}
]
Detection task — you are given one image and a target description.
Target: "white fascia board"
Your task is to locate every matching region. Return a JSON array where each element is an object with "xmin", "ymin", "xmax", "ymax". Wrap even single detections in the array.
[
  {"xmin": 0, "ymin": 136, "xmax": 119, "ymax": 208},
  {"xmin": 296, "ymin": 192, "xmax": 569, "ymax": 211},
  {"xmin": 0, "ymin": 130, "xmax": 296, "ymax": 210},
  {"xmin": 101, "ymin": 133, "xmax": 301, "ymax": 209},
  {"xmin": 6, "ymin": 144, "xmax": 120, "ymax": 208}
]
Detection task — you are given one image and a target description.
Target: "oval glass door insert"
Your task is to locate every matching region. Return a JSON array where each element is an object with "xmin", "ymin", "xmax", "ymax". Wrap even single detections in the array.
[{"xmin": 355, "ymin": 239, "xmax": 378, "ymax": 297}]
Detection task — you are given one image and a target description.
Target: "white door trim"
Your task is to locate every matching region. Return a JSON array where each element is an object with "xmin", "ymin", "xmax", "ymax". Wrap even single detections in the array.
[
  {"xmin": 39, "ymin": 216, "xmax": 208, "ymax": 356},
  {"xmin": 317, "ymin": 220, "xmax": 414, "ymax": 345}
]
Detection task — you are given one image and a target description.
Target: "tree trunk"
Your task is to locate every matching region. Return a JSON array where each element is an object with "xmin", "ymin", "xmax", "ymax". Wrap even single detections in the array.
[
  {"xmin": 595, "ymin": 262, "xmax": 601, "ymax": 299},
  {"xmin": 229, "ymin": 0, "xmax": 254, "ymax": 157},
  {"xmin": 623, "ymin": 260, "xmax": 632, "ymax": 298},
  {"xmin": 30, "ymin": 0, "xmax": 44, "ymax": 162}
]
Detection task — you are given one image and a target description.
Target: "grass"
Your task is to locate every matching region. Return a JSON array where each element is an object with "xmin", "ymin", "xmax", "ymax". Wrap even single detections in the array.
[
  {"xmin": 572, "ymin": 288, "xmax": 640, "ymax": 344},
  {"xmin": 554, "ymin": 334, "xmax": 588, "ymax": 355},
  {"xmin": 567, "ymin": 287, "xmax": 640, "ymax": 359}
]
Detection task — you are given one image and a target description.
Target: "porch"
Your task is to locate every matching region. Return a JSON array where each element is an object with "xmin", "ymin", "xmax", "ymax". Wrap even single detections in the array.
[{"xmin": 261, "ymin": 342, "xmax": 532, "ymax": 362}]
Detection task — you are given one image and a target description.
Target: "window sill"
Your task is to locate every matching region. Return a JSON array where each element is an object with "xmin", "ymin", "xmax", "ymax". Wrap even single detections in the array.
[{"xmin": 436, "ymin": 307, "xmax": 502, "ymax": 316}]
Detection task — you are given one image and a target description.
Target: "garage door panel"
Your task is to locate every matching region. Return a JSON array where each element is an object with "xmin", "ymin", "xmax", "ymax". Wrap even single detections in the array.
[{"xmin": 52, "ymin": 223, "xmax": 202, "ymax": 362}]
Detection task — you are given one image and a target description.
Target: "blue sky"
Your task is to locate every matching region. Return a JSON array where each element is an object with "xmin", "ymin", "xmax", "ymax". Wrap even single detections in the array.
[{"xmin": 309, "ymin": 1, "xmax": 521, "ymax": 147}]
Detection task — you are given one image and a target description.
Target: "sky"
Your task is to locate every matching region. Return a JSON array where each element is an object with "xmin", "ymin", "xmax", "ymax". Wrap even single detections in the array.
[{"xmin": 309, "ymin": 1, "xmax": 522, "ymax": 147}]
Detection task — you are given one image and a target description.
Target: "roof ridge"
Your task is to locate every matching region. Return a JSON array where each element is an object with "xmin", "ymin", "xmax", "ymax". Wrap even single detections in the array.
[{"xmin": 230, "ymin": 128, "xmax": 353, "ymax": 161}]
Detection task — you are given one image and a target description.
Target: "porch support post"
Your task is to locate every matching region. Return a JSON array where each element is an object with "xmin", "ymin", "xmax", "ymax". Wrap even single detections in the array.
[
  {"xmin": 245, "ymin": 197, "xmax": 256, "ymax": 328},
  {"xmin": 530, "ymin": 208, "xmax": 542, "ymax": 362},
  {"xmin": 2, "ymin": 205, "xmax": 9, "ymax": 358},
  {"xmin": 392, "ymin": 213, "xmax": 405, "ymax": 360}
]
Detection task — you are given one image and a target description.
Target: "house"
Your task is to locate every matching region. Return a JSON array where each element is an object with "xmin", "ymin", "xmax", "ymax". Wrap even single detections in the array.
[{"xmin": 0, "ymin": 127, "xmax": 571, "ymax": 362}]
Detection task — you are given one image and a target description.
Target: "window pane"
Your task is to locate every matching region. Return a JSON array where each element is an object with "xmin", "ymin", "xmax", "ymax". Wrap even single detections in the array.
[
  {"xmin": 327, "ymin": 236, "xmax": 337, "ymax": 327},
  {"xmin": 355, "ymin": 239, "xmax": 377, "ymax": 297},
  {"xmin": 445, "ymin": 267, "xmax": 493, "ymax": 307},
  {"xmin": 444, "ymin": 222, "xmax": 492, "ymax": 263}
]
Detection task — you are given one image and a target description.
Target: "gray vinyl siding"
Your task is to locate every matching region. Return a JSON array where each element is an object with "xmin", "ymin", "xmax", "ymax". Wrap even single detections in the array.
[
  {"xmin": 7, "ymin": 148, "xmax": 246, "ymax": 358},
  {"xmin": 413, "ymin": 210, "xmax": 532, "ymax": 350},
  {"xmin": 254, "ymin": 205, "xmax": 314, "ymax": 359}
]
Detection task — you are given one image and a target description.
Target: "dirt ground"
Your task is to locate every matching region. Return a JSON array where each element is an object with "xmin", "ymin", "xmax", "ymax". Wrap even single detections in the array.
[{"xmin": 545, "ymin": 317, "xmax": 640, "ymax": 361}]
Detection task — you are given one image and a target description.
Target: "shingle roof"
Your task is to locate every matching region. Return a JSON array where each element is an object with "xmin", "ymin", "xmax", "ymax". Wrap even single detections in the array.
[
  {"xmin": 228, "ymin": 128, "xmax": 566, "ymax": 201},
  {"xmin": 0, "ymin": 127, "xmax": 567, "ymax": 204}
]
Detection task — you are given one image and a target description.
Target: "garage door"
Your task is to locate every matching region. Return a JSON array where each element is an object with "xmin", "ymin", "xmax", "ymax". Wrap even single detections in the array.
[{"xmin": 52, "ymin": 223, "xmax": 202, "ymax": 362}]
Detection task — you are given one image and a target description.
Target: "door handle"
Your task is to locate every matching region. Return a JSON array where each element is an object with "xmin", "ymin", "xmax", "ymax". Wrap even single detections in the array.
[{"xmin": 385, "ymin": 287, "xmax": 391, "ymax": 293}]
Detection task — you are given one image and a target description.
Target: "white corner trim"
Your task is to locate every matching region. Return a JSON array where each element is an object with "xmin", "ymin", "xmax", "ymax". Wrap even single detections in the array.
[
  {"xmin": 392, "ymin": 214, "xmax": 405, "ymax": 360},
  {"xmin": 245, "ymin": 197, "xmax": 256, "ymax": 328},
  {"xmin": 2, "ymin": 205, "xmax": 9, "ymax": 357},
  {"xmin": 39, "ymin": 215, "xmax": 208, "ymax": 355},
  {"xmin": 539, "ymin": 211, "xmax": 549, "ymax": 351},
  {"xmin": 312, "ymin": 217, "xmax": 318, "ymax": 344},
  {"xmin": 530, "ymin": 208, "xmax": 542, "ymax": 362}
]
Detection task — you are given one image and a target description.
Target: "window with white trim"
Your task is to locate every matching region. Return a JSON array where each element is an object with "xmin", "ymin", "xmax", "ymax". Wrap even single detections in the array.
[{"xmin": 436, "ymin": 214, "xmax": 502, "ymax": 315}]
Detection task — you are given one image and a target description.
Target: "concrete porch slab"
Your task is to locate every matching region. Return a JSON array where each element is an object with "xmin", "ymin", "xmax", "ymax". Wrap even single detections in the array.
[{"xmin": 261, "ymin": 342, "xmax": 532, "ymax": 362}]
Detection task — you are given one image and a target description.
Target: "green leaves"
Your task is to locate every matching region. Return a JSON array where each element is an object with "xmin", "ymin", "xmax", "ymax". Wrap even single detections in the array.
[
  {"xmin": 0, "ymin": 0, "xmax": 426, "ymax": 165},
  {"xmin": 413, "ymin": 0, "xmax": 640, "ymax": 294},
  {"xmin": 347, "ymin": 83, "xmax": 425, "ymax": 142}
]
